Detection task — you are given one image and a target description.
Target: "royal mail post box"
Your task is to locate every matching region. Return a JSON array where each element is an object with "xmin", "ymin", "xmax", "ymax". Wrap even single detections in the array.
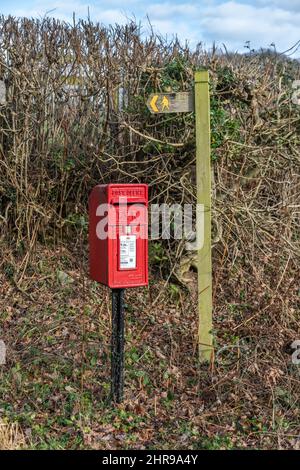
[{"xmin": 89, "ymin": 184, "xmax": 148, "ymax": 288}]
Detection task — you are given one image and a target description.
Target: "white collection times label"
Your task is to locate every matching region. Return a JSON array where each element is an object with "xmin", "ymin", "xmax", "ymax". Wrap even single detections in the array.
[{"xmin": 120, "ymin": 235, "xmax": 136, "ymax": 269}]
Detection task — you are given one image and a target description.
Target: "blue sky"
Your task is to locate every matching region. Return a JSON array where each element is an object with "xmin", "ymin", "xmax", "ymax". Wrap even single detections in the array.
[{"xmin": 1, "ymin": 0, "xmax": 299, "ymax": 55}]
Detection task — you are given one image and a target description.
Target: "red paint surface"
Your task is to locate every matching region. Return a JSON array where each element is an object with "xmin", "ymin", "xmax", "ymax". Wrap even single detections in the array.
[{"xmin": 89, "ymin": 184, "xmax": 148, "ymax": 288}]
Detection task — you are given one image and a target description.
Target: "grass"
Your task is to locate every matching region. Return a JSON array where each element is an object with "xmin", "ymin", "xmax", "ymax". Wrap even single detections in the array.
[
  {"xmin": 0, "ymin": 420, "xmax": 26, "ymax": 450},
  {"xmin": 0, "ymin": 245, "xmax": 299, "ymax": 450}
]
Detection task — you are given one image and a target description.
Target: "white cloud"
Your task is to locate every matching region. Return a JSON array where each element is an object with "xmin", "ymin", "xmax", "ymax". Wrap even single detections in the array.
[
  {"xmin": 147, "ymin": 2, "xmax": 198, "ymax": 17},
  {"xmin": 11, "ymin": 1, "xmax": 130, "ymax": 25},
  {"xmin": 148, "ymin": 18, "xmax": 203, "ymax": 45},
  {"xmin": 143, "ymin": 1, "xmax": 300, "ymax": 53},
  {"xmin": 3, "ymin": 0, "xmax": 300, "ymax": 55},
  {"xmin": 259, "ymin": 0, "xmax": 300, "ymax": 11},
  {"xmin": 200, "ymin": 1, "xmax": 300, "ymax": 52}
]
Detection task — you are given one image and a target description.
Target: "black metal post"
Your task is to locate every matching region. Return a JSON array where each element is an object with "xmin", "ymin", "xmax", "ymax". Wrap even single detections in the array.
[{"xmin": 111, "ymin": 288, "xmax": 125, "ymax": 403}]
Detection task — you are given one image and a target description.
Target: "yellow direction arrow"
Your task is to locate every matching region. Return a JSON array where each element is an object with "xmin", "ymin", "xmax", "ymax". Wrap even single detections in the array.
[
  {"xmin": 146, "ymin": 92, "xmax": 194, "ymax": 114},
  {"xmin": 150, "ymin": 95, "xmax": 159, "ymax": 113}
]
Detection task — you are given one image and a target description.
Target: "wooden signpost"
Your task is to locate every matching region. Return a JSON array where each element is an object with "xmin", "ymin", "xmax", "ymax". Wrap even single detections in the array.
[
  {"xmin": 147, "ymin": 70, "xmax": 213, "ymax": 362},
  {"xmin": 194, "ymin": 70, "xmax": 213, "ymax": 362}
]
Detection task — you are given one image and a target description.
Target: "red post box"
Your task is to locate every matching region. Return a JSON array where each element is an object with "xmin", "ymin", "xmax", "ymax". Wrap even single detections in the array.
[{"xmin": 89, "ymin": 184, "xmax": 148, "ymax": 288}]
